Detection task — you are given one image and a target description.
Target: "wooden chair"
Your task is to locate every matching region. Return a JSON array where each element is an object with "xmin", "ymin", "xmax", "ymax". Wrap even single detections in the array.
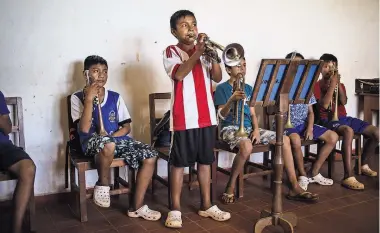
[
  {"xmin": 64, "ymin": 95, "xmax": 136, "ymax": 222},
  {"xmin": 149, "ymin": 92, "xmax": 217, "ymax": 208},
  {"xmin": 214, "ymin": 105, "xmax": 274, "ymax": 199},
  {"xmin": 0, "ymin": 97, "xmax": 35, "ymax": 232}
]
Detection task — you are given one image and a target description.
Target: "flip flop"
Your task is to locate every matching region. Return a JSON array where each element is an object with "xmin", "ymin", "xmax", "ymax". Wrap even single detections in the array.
[
  {"xmin": 221, "ymin": 193, "xmax": 235, "ymax": 204},
  {"xmin": 286, "ymin": 192, "xmax": 319, "ymax": 203}
]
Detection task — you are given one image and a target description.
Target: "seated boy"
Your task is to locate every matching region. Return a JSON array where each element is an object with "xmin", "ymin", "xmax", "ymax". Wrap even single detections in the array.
[
  {"xmin": 70, "ymin": 55, "xmax": 161, "ymax": 220},
  {"xmin": 279, "ymin": 52, "xmax": 339, "ymax": 191},
  {"xmin": 314, "ymin": 53, "xmax": 379, "ymax": 190},
  {"xmin": 0, "ymin": 91, "xmax": 36, "ymax": 233},
  {"xmin": 162, "ymin": 10, "xmax": 230, "ymax": 228},
  {"xmin": 214, "ymin": 57, "xmax": 319, "ymax": 204}
]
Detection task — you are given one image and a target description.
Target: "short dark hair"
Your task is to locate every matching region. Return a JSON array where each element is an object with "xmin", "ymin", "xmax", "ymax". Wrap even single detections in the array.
[
  {"xmin": 170, "ymin": 10, "xmax": 195, "ymax": 30},
  {"xmin": 320, "ymin": 53, "xmax": 338, "ymax": 65},
  {"xmin": 84, "ymin": 55, "xmax": 108, "ymax": 70},
  {"xmin": 285, "ymin": 52, "xmax": 304, "ymax": 59}
]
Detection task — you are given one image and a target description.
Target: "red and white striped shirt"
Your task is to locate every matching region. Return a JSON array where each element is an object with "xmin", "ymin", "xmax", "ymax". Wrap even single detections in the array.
[{"xmin": 163, "ymin": 45, "xmax": 217, "ymax": 131}]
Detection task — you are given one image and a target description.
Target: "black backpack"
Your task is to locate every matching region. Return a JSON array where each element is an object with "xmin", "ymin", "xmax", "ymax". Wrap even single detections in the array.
[{"xmin": 152, "ymin": 110, "xmax": 171, "ymax": 147}]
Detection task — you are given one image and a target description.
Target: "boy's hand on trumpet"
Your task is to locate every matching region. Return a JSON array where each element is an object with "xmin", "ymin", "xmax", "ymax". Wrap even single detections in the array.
[
  {"xmin": 231, "ymin": 90, "xmax": 246, "ymax": 101},
  {"xmin": 84, "ymin": 83, "xmax": 100, "ymax": 103}
]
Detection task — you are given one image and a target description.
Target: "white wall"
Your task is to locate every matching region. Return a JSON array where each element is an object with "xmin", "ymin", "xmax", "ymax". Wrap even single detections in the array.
[{"xmin": 0, "ymin": 0, "xmax": 378, "ymax": 199}]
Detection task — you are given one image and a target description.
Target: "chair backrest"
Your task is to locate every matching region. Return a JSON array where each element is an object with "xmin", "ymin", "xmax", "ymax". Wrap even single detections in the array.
[
  {"xmin": 66, "ymin": 95, "xmax": 82, "ymax": 154},
  {"xmin": 149, "ymin": 92, "xmax": 171, "ymax": 145},
  {"xmin": 5, "ymin": 97, "xmax": 25, "ymax": 149}
]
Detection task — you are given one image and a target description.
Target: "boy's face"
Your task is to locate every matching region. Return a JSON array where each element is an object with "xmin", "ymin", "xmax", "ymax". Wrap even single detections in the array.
[
  {"xmin": 171, "ymin": 15, "xmax": 198, "ymax": 45},
  {"xmin": 84, "ymin": 63, "xmax": 108, "ymax": 87},
  {"xmin": 321, "ymin": 61, "xmax": 337, "ymax": 79},
  {"xmin": 227, "ymin": 59, "xmax": 247, "ymax": 78},
  {"xmin": 293, "ymin": 56, "xmax": 303, "ymax": 60}
]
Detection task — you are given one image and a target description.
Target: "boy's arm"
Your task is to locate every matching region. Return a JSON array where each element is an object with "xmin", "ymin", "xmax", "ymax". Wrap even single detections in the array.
[
  {"xmin": 319, "ymin": 77, "xmax": 338, "ymax": 109},
  {"xmin": 0, "ymin": 92, "xmax": 12, "ymax": 135},
  {"xmin": 249, "ymin": 107, "xmax": 259, "ymax": 131},
  {"xmin": 338, "ymin": 83, "xmax": 347, "ymax": 105},
  {"xmin": 306, "ymin": 105, "xmax": 315, "ymax": 130},
  {"xmin": 174, "ymin": 51, "xmax": 203, "ymax": 81},
  {"xmin": 210, "ymin": 62, "xmax": 222, "ymax": 83},
  {"xmin": 112, "ymin": 123, "xmax": 131, "ymax": 137},
  {"xmin": 112, "ymin": 96, "xmax": 132, "ymax": 137},
  {"xmin": 71, "ymin": 94, "xmax": 92, "ymax": 134}
]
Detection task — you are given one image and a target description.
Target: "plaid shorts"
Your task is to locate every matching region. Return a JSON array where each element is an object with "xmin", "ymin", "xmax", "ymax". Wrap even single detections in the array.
[
  {"xmin": 220, "ymin": 125, "xmax": 276, "ymax": 150},
  {"xmin": 84, "ymin": 134, "xmax": 158, "ymax": 169}
]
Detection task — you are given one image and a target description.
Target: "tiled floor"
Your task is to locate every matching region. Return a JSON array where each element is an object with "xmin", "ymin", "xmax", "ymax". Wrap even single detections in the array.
[{"xmin": 1, "ymin": 159, "xmax": 379, "ymax": 233}]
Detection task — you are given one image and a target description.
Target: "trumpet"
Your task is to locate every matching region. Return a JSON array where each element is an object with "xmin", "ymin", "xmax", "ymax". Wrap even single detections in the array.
[
  {"xmin": 84, "ymin": 73, "xmax": 108, "ymax": 136},
  {"xmin": 330, "ymin": 64, "xmax": 339, "ymax": 122},
  {"xmin": 232, "ymin": 73, "xmax": 248, "ymax": 137},
  {"xmin": 284, "ymin": 51, "xmax": 298, "ymax": 129},
  {"xmin": 94, "ymin": 95, "xmax": 108, "ymax": 136},
  {"xmin": 200, "ymin": 35, "xmax": 244, "ymax": 66}
]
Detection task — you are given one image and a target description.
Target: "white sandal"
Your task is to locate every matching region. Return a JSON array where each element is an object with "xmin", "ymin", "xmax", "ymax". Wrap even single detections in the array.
[
  {"xmin": 298, "ymin": 176, "xmax": 309, "ymax": 191},
  {"xmin": 198, "ymin": 205, "xmax": 231, "ymax": 222},
  {"xmin": 165, "ymin": 210, "xmax": 182, "ymax": 228},
  {"xmin": 93, "ymin": 185, "xmax": 110, "ymax": 208},
  {"xmin": 128, "ymin": 205, "xmax": 161, "ymax": 221},
  {"xmin": 362, "ymin": 164, "xmax": 378, "ymax": 177},
  {"xmin": 309, "ymin": 173, "xmax": 333, "ymax": 186}
]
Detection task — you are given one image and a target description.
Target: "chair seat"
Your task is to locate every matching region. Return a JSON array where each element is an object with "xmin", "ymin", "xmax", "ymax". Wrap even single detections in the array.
[
  {"xmin": 0, "ymin": 171, "xmax": 14, "ymax": 181},
  {"xmin": 215, "ymin": 140, "xmax": 271, "ymax": 154},
  {"xmin": 301, "ymin": 139, "xmax": 319, "ymax": 146}
]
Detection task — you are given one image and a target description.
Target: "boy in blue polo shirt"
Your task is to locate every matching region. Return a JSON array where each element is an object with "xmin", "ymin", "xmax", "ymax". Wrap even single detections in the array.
[
  {"xmin": 71, "ymin": 55, "xmax": 161, "ymax": 221},
  {"xmin": 0, "ymin": 91, "xmax": 36, "ymax": 233}
]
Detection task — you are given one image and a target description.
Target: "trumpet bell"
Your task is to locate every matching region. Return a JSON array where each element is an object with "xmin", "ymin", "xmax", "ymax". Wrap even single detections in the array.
[{"xmin": 222, "ymin": 43, "xmax": 245, "ymax": 67}]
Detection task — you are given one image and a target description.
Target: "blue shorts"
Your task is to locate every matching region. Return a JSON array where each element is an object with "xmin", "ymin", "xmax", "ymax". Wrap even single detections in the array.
[
  {"xmin": 284, "ymin": 123, "xmax": 328, "ymax": 139},
  {"xmin": 321, "ymin": 116, "xmax": 370, "ymax": 134}
]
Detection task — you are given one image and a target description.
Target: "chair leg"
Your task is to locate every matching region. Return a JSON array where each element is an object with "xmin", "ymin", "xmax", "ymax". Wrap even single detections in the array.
[
  {"xmin": 167, "ymin": 160, "xmax": 172, "ymax": 210},
  {"xmin": 128, "ymin": 167, "xmax": 136, "ymax": 211},
  {"xmin": 151, "ymin": 158, "xmax": 158, "ymax": 195},
  {"xmin": 65, "ymin": 143, "xmax": 69, "ymax": 189},
  {"xmin": 28, "ymin": 188, "xmax": 36, "ymax": 232},
  {"xmin": 77, "ymin": 166, "xmax": 88, "ymax": 222},
  {"xmin": 328, "ymin": 151, "xmax": 335, "ymax": 179},
  {"xmin": 263, "ymin": 152, "xmax": 270, "ymax": 180},
  {"xmin": 355, "ymin": 136, "xmax": 362, "ymax": 175}
]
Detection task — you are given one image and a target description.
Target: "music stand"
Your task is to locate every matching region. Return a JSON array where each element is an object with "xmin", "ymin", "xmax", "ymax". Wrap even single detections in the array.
[{"xmin": 250, "ymin": 59, "xmax": 323, "ymax": 233}]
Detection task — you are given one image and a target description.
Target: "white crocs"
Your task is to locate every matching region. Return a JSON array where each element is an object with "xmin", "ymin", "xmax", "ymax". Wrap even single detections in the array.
[
  {"xmin": 198, "ymin": 205, "xmax": 231, "ymax": 222},
  {"xmin": 165, "ymin": 210, "xmax": 182, "ymax": 228},
  {"xmin": 309, "ymin": 173, "xmax": 333, "ymax": 186},
  {"xmin": 298, "ymin": 176, "xmax": 309, "ymax": 191},
  {"xmin": 362, "ymin": 164, "xmax": 378, "ymax": 177},
  {"xmin": 93, "ymin": 185, "xmax": 110, "ymax": 208},
  {"xmin": 127, "ymin": 205, "xmax": 161, "ymax": 221}
]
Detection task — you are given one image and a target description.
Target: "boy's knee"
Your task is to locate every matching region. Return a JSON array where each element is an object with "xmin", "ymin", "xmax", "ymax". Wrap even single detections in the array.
[
  {"xmin": 101, "ymin": 142, "xmax": 116, "ymax": 157},
  {"xmin": 143, "ymin": 157, "xmax": 157, "ymax": 166},
  {"xmin": 326, "ymin": 131, "xmax": 339, "ymax": 144},
  {"xmin": 289, "ymin": 134, "xmax": 301, "ymax": 148},
  {"xmin": 341, "ymin": 126, "xmax": 354, "ymax": 138},
  {"xmin": 239, "ymin": 140, "xmax": 252, "ymax": 160},
  {"xmin": 19, "ymin": 160, "xmax": 36, "ymax": 180},
  {"xmin": 283, "ymin": 135, "xmax": 290, "ymax": 145}
]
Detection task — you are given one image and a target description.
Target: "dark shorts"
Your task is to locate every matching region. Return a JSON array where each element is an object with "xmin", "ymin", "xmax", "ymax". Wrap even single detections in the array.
[
  {"xmin": 0, "ymin": 141, "xmax": 32, "ymax": 170},
  {"xmin": 170, "ymin": 125, "xmax": 216, "ymax": 167},
  {"xmin": 321, "ymin": 116, "xmax": 370, "ymax": 134},
  {"xmin": 285, "ymin": 123, "xmax": 328, "ymax": 139}
]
